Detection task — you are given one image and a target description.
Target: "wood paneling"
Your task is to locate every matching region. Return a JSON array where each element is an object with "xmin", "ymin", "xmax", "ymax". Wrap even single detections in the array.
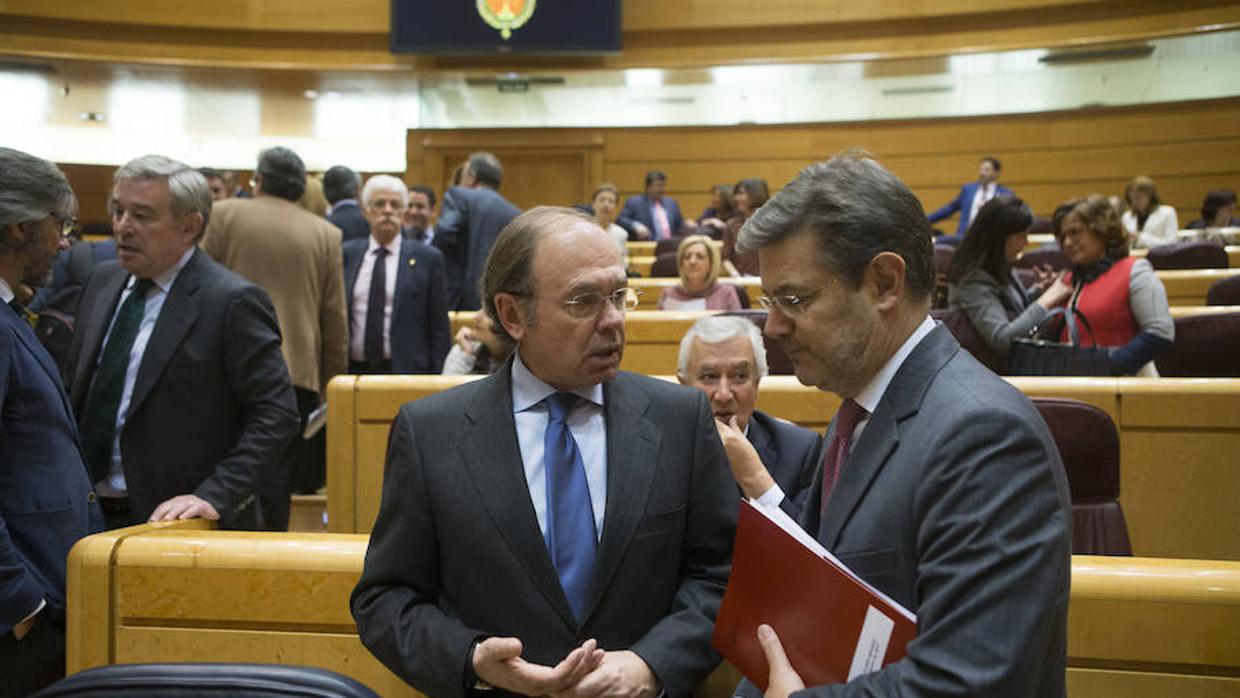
[
  {"xmin": 1, "ymin": 0, "xmax": 1237, "ymax": 70},
  {"xmin": 408, "ymin": 99, "xmax": 1240, "ymax": 222}
]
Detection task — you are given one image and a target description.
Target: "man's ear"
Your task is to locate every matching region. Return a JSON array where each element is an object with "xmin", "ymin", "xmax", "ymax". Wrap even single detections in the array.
[
  {"xmin": 866, "ymin": 251, "xmax": 907, "ymax": 313},
  {"xmin": 493, "ymin": 293, "xmax": 527, "ymax": 343},
  {"xmin": 181, "ymin": 212, "xmax": 204, "ymax": 243}
]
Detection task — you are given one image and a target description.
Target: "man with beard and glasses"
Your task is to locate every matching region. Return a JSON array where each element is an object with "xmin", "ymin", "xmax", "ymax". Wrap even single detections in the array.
[
  {"xmin": 732, "ymin": 152, "xmax": 1070, "ymax": 698},
  {"xmin": 352, "ymin": 206, "xmax": 736, "ymax": 698},
  {"xmin": 0, "ymin": 147, "xmax": 103, "ymax": 695}
]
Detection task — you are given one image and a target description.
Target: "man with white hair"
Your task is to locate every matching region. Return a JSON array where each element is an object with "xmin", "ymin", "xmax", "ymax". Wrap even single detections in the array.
[
  {"xmin": 343, "ymin": 174, "xmax": 450, "ymax": 374},
  {"xmin": 677, "ymin": 315, "xmax": 820, "ymax": 518}
]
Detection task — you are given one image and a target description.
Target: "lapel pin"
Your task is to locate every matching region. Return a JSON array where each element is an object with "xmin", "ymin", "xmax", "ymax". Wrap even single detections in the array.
[{"xmin": 408, "ymin": 258, "xmax": 416, "ymax": 266}]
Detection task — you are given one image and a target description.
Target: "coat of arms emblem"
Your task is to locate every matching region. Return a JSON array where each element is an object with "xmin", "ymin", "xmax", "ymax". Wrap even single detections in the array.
[{"xmin": 476, "ymin": 0, "xmax": 536, "ymax": 40}]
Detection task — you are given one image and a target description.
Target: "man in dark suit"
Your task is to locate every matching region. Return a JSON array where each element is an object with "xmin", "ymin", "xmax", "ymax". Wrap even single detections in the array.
[
  {"xmin": 927, "ymin": 156, "xmax": 1014, "ymax": 239},
  {"xmin": 64, "ymin": 154, "xmax": 300, "ymax": 530},
  {"xmin": 352, "ymin": 207, "xmax": 736, "ymax": 698},
  {"xmin": 324, "ymin": 165, "xmax": 370, "ymax": 244},
  {"xmin": 402, "ymin": 184, "xmax": 438, "ymax": 244},
  {"xmin": 677, "ymin": 315, "xmax": 819, "ymax": 519},
  {"xmin": 618, "ymin": 170, "xmax": 694, "ymax": 241},
  {"xmin": 433, "ymin": 152, "xmax": 521, "ymax": 311},
  {"xmin": 0, "ymin": 147, "xmax": 103, "ymax": 696},
  {"xmin": 344, "ymin": 175, "xmax": 450, "ymax": 374},
  {"xmin": 735, "ymin": 153, "xmax": 1070, "ymax": 697}
]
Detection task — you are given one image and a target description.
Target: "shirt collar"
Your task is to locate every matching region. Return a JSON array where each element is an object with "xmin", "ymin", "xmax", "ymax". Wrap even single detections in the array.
[
  {"xmin": 852, "ymin": 315, "xmax": 936, "ymax": 415},
  {"xmin": 366, "ymin": 234, "xmax": 402, "ymax": 257},
  {"xmin": 511, "ymin": 351, "xmax": 605, "ymax": 413},
  {"xmin": 331, "ymin": 198, "xmax": 359, "ymax": 214},
  {"xmin": 131, "ymin": 246, "xmax": 195, "ymax": 294},
  {"xmin": 0, "ymin": 276, "xmax": 14, "ymax": 305}
]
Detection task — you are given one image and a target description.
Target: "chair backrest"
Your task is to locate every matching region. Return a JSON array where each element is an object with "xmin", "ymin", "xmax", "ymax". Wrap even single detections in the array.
[
  {"xmin": 1154, "ymin": 311, "xmax": 1240, "ymax": 377},
  {"xmin": 1206, "ymin": 275, "xmax": 1240, "ymax": 305},
  {"xmin": 1147, "ymin": 241, "xmax": 1229, "ymax": 270},
  {"xmin": 717, "ymin": 310, "xmax": 794, "ymax": 375},
  {"xmin": 1014, "ymin": 248, "xmax": 1068, "ymax": 270},
  {"xmin": 649, "ymin": 251, "xmax": 679, "ymax": 277},
  {"xmin": 933, "ymin": 244, "xmax": 956, "ymax": 276},
  {"xmin": 1031, "ymin": 397, "xmax": 1132, "ymax": 556},
  {"xmin": 36, "ymin": 663, "xmax": 379, "ymax": 697},
  {"xmin": 654, "ymin": 237, "xmax": 685, "ymax": 255},
  {"xmin": 929, "ymin": 308, "xmax": 1005, "ymax": 375}
]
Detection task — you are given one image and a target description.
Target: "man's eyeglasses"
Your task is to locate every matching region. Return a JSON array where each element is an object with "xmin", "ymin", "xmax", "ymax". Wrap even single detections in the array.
[
  {"xmin": 50, "ymin": 214, "xmax": 76, "ymax": 238},
  {"xmin": 756, "ymin": 286, "xmax": 828, "ymax": 315},
  {"xmin": 560, "ymin": 287, "xmax": 642, "ymax": 318}
]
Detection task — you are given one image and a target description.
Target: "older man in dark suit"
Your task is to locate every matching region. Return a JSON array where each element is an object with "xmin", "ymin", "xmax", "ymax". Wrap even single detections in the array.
[
  {"xmin": 352, "ymin": 207, "xmax": 736, "ymax": 698},
  {"xmin": 0, "ymin": 147, "xmax": 103, "ymax": 695},
  {"xmin": 677, "ymin": 314, "xmax": 819, "ymax": 519},
  {"xmin": 618, "ymin": 170, "xmax": 694, "ymax": 241},
  {"xmin": 344, "ymin": 175, "xmax": 450, "ymax": 374},
  {"xmin": 735, "ymin": 153, "xmax": 1070, "ymax": 697},
  {"xmin": 64, "ymin": 154, "xmax": 299, "ymax": 530},
  {"xmin": 433, "ymin": 152, "xmax": 521, "ymax": 311}
]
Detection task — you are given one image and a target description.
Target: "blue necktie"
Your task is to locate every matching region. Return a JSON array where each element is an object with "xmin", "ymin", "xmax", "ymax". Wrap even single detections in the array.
[{"xmin": 543, "ymin": 392, "xmax": 598, "ymax": 622}]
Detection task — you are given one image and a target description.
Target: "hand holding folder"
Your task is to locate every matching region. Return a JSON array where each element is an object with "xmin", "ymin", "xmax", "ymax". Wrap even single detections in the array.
[{"xmin": 712, "ymin": 500, "xmax": 917, "ymax": 690}]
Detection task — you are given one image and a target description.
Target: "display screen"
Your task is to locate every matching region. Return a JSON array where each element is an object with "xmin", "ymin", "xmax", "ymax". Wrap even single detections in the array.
[{"xmin": 391, "ymin": 0, "xmax": 621, "ymax": 55}]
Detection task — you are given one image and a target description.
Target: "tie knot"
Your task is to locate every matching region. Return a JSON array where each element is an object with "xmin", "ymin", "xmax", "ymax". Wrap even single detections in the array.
[
  {"xmin": 374, "ymin": 247, "xmax": 389, "ymax": 258},
  {"xmin": 546, "ymin": 392, "xmax": 579, "ymax": 423},
  {"xmin": 835, "ymin": 398, "xmax": 868, "ymax": 434},
  {"xmin": 132, "ymin": 277, "xmax": 154, "ymax": 295}
]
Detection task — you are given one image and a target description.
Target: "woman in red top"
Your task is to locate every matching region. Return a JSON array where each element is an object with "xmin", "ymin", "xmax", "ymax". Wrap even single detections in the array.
[{"xmin": 1054, "ymin": 194, "xmax": 1174, "ymax": 376}]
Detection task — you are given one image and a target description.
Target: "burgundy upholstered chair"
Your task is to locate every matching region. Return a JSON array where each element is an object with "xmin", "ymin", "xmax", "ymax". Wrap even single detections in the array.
[
  {"xmin": 1031, "ymin": 398, "xmax": 1132, "ymax": 556},
  {"xmin": 1146, "ymin": 241, "xmax": 1228, "ymax": 270},
  {"xmin": 929, "ymin": 307, "xmax": 1005, "ymax": 375},
  {"xmin": 718, "ymin": 310, "xmax": 794, "ymax": 375},
  {"xmin": 654, "ymin": 237, "xmax": 684, "ymax": 255},
  {"xmin": 1154, "ymin": 311, "xmax": 1240, "ymax": 377},
  {"xmin": 649, "ymin": 251, "xmax": 679, "ymax": 277},
  {"xmin": 1206, "ymin": 275, "xmax": 1240, "ymax": 305}
]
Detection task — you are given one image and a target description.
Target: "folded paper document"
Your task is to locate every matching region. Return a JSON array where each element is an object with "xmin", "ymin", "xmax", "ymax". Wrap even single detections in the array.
[{"xmin": 712, "ymin": 499, "xmax": 917, "ymax": 689}]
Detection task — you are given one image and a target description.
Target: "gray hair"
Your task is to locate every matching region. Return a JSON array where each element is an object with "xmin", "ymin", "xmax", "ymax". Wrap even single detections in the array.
[
  {"xmin": 114, "ymin": 154, "xmax": 213, "ymax": 239},
  {"xmin": 361, "ymin": 174, "xmax": 409, "ymax": 210},
  {"xmin": 738, "ymin": 150, "xmax": 935, "ymax": 301},
  {"xmin": 0, "ymin": 147, "xmax": 77, "ymax": 233},
  {"xmin": 677, "ymin": 315, "xmax": 768, "ymax": 380},
  {"xmin": 467, "ymin": 152, "xmax": 503, "ymax": 189},
  {"xmin": 480, "ymin": 206, "xmax": 599, "ymax": 342}
]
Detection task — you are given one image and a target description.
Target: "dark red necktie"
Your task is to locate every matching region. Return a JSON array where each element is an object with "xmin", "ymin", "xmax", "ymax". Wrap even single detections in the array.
[{"xmin": 819, "ymin": 399, "xmax": 868, "ymax": 514}]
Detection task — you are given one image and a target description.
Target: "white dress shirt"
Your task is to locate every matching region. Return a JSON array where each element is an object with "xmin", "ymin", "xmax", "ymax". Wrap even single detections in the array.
[
  {"xmin": 93, "ymin": 246, "xmax": 196, "ymax": 496},
  {"xmin": 511, "ymin": 352, "xmax": 607, "ymax": 540},
  {"xmin": 753, "ymin": 315, "xmax": 936, "ymax": 508},
  {"xmin": 350, "ymin": 235, "xmax": 401, "ymax": 361},
  {"xmin": 0, "ymin": 277, "xmax": 14, "ymax": 305},
  {"xmin": 969, "ymin": 183, "xmax": 996, "ymax": 228}
]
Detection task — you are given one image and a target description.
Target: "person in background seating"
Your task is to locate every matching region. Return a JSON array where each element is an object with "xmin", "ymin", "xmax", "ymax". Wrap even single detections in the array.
[
  {"xmin": 677, "ymin": 315, "xmax": 819, "ymax": 518},
  {"xmin": 1055, "ymin": 194, "xmax": 1174, "ymax": 375},
  {"xmin": 696, "ymin": 183, "xmax": 735, "ymax": 237},
  {"xmin": 441, "ymin": 307, "xmax": 513, "ymax": 376},
  {"xmin": 619, "ymin": 170, "xmax": 694, "ymax": 241},
  {"xmin": 947, "ymin": 196, "xmax": 1072, "ymax": 358},
  {"xmin": 591, "ymin": 183, "xmax": 630, "ymax": 271},
  {"xmin": 722, "ymin": 178, "xmax": 769, "ymax": 277},
  {"xmin": 1187, "ymin": 189, "xmax": 1239, "ymax": 230},
  {"xmin": 658, "ymin": 234, "xmax": 742, "ymax": 311},
  {"xmin": 1122, "ymin": 175, "xmax": 1179, "ymax": 248},
  {"xmin": 927, "ymin": 156, "xmax": 1014, "ymax": 241},
  {"xmin": 403, "ymin": 184, "xmax": 438, "ymax": 243}
]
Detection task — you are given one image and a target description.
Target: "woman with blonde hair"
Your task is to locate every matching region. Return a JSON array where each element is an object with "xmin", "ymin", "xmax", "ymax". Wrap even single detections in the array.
[
  {"xmin": 1122, "ymin": 175, "xmax": 1179, "ymax": 248},
  {"xmin": 657, "ymin": 234, "xmax": 741, "ymax": 310}
]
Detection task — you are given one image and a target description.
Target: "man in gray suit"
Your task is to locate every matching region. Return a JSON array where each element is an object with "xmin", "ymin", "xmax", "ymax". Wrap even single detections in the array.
[
  {"xmin": 735, "ymin": 153, "xmax": 1071, "ymax": 697},
  {"xmin": 352, "ymin": 207, "xmax": 736, "ymax": 698},
  {"xmin": 433, "ymin": 152, "xmax": 521, "ymax": 311}
]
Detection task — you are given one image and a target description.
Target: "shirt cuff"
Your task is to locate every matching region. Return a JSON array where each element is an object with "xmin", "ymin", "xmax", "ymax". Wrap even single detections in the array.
[
  {"xmin": 751, "ymin": 483, "xmax": 787, "ymax": 509},
  {"xmin": 20, "ymin": 599, "xmax": 46, "ymax": 626}
]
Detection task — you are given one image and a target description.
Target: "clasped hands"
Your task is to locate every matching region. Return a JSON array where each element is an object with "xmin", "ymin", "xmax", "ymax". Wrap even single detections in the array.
[{"xmin": 472, "ymin": 636, "xmax": 660, "ymax": 698}]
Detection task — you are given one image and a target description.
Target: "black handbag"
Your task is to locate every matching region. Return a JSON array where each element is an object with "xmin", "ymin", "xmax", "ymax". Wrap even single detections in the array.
[{"xmin": 1007, "ymin": 305, "xmax": 1114, "ymax": 376}]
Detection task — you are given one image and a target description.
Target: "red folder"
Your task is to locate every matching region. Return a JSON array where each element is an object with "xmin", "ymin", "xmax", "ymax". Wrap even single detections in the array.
[{"xmin": 712, "ymin": 500, "xmax": 917, "ymax": 689}]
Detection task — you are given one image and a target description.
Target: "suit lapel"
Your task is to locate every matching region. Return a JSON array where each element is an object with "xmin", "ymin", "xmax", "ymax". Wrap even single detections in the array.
[
  {"xmin": 747, "ymin": 414, "xmax": 777, "ymax": 478},
  {"xmin": 817, "ymin": 325, "xmax": 958, "ymax": 550},
  {"xmin": 456, "ymin": 367, "xmax": 579, "ymax": 630},
  {"xmin": 391, "ymin": 241, "xmax": 414, "ymax": 320},
  {"xmin": 128, "ymin": 250, "xmax": 202, "ymax": 416},
  {"xmin": 581, "ymin": 374, "xmax": 660, "ymax": 623},
  {"xmin": 72, "ymin": 266, "xmax": 128, "ymax": 407},
  {"xmin": 9, "ymin": 314, "xmax": 77, "ymax": 424}
]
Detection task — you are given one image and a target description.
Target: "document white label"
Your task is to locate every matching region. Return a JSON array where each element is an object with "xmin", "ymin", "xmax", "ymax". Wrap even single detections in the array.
[{"xmin": 847, "ymin": 605, "xmax": 895, "ymax": 681}]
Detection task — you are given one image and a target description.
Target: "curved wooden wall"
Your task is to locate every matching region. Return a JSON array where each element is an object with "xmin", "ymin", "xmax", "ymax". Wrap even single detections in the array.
[
  {"xmin": 1, "ymin": 0, "xmax": 1237, "ymax": 70},
  {"xmin": 407, "ymin": 97, "xmax": 1240, "ymax": 222}
]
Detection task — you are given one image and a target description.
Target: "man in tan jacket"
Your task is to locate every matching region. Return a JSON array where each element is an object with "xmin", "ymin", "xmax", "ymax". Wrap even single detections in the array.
[{"xmin": 202, "ymin": 146, "xmax": 347, "ymax": 530}]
